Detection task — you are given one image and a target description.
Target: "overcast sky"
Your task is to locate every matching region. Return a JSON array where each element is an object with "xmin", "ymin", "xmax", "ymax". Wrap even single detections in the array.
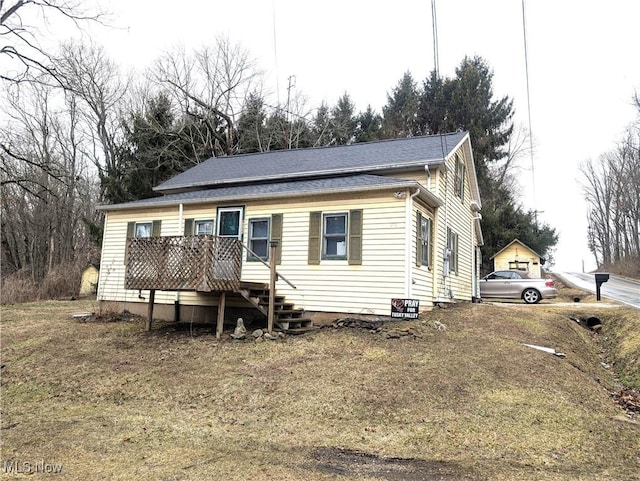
[{"xmin": 65, "ymin": 1, "xmax": 640, "ymax": 271}]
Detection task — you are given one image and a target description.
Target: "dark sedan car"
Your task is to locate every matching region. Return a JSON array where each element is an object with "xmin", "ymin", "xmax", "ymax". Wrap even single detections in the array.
[{"xmin": 480, "ymin": 270, "xmax": 558, "ymax": 304}]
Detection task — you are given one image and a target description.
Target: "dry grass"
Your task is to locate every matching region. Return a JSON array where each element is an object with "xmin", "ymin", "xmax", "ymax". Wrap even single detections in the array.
[{"xmin": 1, "ymin": 299, "xmax": 639, "ymax": 480}]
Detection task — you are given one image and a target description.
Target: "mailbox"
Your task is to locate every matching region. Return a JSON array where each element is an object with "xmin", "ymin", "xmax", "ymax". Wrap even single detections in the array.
[{"xmin": 594, "ymin": 272, "xmax": 610, "ymax": 301}]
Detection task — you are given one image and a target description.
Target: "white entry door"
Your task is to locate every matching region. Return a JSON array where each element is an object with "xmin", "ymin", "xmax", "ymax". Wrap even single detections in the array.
[
  {"xmin": 217, "ymin": 207, "xmax": 244, "ymax": 240},
  {"xmin": 215, "ymin": 207, "xmax": 244, "ymax": 279}
]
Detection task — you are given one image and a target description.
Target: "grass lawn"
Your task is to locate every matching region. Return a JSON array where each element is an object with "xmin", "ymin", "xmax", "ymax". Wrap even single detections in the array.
[{"xmin": 1, "ymin": 299, "xmax": 639, "ymax": 480}]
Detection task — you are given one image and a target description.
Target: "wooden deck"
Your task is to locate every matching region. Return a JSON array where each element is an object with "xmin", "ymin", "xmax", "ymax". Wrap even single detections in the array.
[
  {"xmin": 125, "ymin": 236, "xmax": 311, "ymax": 336},
  {"xmin": 125, "ymin": 235, "xmax": 242, "ymax": 292}
]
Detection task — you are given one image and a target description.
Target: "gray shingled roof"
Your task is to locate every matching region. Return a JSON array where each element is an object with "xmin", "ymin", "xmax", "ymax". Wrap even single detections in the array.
[
  {"xmin": 99, "ymin": 174, "xmax": 442, "ymax": 211},
  {"xmin": 155, "ymin": 131, "xmax": 467, "ymax": 193}
]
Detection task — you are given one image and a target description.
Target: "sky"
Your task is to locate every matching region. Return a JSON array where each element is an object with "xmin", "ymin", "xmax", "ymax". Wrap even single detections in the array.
[{"xmin": 45, "ymin": 0, "xmax": 640, "ymax": 272}]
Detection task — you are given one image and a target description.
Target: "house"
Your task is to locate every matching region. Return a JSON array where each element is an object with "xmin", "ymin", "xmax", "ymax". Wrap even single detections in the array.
[
  {"xmin": 491, "ymin": 239, "xmax": 543, "ymax": 278},
  {"xmin": 79, "ymin": 263, "xmax": 100, "ymax": 297},
  {"xmin": 96, "ymin": 131, "xmax": 483, "ymax": 330}
]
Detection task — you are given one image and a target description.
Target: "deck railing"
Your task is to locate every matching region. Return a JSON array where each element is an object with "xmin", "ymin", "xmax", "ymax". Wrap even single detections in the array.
[{"xmin": 125, "ymin": 235, "xmax": 242, "ymax": 292}]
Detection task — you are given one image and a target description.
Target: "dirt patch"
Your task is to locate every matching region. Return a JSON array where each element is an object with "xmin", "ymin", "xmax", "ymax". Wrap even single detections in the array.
[
  {"xmin": 612, "ymin": 387, "xmax": 640, "ymax": 418},
  {"xmin": 310, "ymin": 447, "xmax": 474, "ymax": 481}
]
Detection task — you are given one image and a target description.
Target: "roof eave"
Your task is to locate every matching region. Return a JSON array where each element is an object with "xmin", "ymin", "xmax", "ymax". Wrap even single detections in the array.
[{"xmin": 98, "ymin": 179, "xmax": 441, "ymax": 212}]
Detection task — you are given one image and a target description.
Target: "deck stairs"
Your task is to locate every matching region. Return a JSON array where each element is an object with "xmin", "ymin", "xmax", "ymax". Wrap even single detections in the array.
[{"xmin": 237, "ymin": 282, "xmax": 315, "ymax": 334}]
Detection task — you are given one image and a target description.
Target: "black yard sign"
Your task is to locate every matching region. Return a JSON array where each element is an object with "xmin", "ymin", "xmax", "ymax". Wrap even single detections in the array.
[{"xmin": 390, "ymin": 298, "xmax": 419, "ymax": 319}]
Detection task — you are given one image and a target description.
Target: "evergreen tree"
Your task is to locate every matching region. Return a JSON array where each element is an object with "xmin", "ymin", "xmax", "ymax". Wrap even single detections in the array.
[
  {"xmin": 311, "ymin": 102, "xmax": 332, "ymax": 146},
  {"xmin": 414, "ymin": 56, "xmax": 556, "ymax": 272},
  {"xmin": 236, "ymin": 92, "xmax": 267, "ymax": 153},
  {"xmin": 119, "ymin": 93, "xmax": 195, "ymax": 200},
  {"xmin": 381, "ymin": 71, "xmax": 420, "ymax": 138},
  {"xmin": 354, "ymin": 105, "xmax": 383, "ymax": 143},
  {"xmin": 329, "ymin": 93, "xmax": 357, "ymax": 145}
]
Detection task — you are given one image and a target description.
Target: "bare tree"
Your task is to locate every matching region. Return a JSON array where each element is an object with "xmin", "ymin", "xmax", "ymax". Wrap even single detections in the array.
[
  {"xmin": 582, "ymin": 115, "xmax": 640, "ymax": 272},
  {"xmin": 54, "ymin": 41, "xmax": 128, "ymax": 202},
  {"xmin": 1, "ymin": 79, "xmax": 99, "ymax": 292},
  {"xmin": 489, "ymin": 123, "xmax": 532, "ymax": 192},
  {"xmin": 1, "ymin": 0, "xmax": 104, "ymax": 85},
  {"xmin": 152, "ymin": 36, "xmax": 262, "ymax": 156}
]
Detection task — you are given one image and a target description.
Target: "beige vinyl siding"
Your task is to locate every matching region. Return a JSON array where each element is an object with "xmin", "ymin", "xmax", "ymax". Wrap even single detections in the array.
[
  {"xmin": 99, "ymin": 191, "xmax": 409, "ymax": 315},
  {"xmin": 410, "ymin": 204, "xmax": 435, "ymax": 306},
  {"xmin": 430, "ymin": 147, "xmax": 475, "ymax": 301},
  {"xmin": 240, "ymin": 192, "xmax": 407, "ymax": 315}
]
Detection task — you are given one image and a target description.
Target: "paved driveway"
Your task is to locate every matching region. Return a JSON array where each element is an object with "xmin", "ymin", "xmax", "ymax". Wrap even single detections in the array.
[{"xmin": 554, "ymin": 272, "xmax": 640, "ymax": 309}]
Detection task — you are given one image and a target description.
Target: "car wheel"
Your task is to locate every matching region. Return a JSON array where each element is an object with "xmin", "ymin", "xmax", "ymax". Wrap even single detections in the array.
[{"xmin": 522, "ymin": 288, "xmax": 541, "ymax": 304}]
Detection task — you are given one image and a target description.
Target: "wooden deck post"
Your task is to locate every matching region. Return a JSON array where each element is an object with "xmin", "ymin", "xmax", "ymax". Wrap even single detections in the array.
[
  {"xmin": 146, "ymin": 289, "xmax": 156, "ymax": 331},
  {"xmin": 268, "ymin": 241, "xmax": 278, "ymax": 333},
  {"xmin": 216, "ymin": 291, "xmax": 226, "ymax": 339}
]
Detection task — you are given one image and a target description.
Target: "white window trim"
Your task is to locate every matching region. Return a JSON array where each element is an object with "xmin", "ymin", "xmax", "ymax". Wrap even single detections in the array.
[
  {"xmin": 194, "ymin": 219, "xmax": 214, "ymax": 235},
  {"xmin": 135, "ymin": 222, "xmax": 152, "ymax": 238},
  {"xmin": 247, "ymin": 217, "xmax": 270, "ymax": 261},
  {"xmin": 322, "ymin": 212, "xmax": 348, "ymax": 260}
]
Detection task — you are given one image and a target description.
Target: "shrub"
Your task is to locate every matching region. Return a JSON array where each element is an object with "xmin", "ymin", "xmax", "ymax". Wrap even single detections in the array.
[{"xmin": 1, "ymin": 270, "xmax": 40, "ymax": 304}]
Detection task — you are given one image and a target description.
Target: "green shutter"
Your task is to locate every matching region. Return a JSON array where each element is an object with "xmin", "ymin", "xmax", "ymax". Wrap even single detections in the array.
[
  {"xmin": 416, "ymin": 211, "xmax": 422, "ymax": 267},
  {"xmin": 271, "ymin": 213, "xmax": 283, "ymax": 265},
  {"xmin": 152, "ymin": 220, "xmax": 161, "ymax": 237},
  {"xmin": 427, "ymin": 218, "xmax": 433, "ymax": 268},
  {"xmin": 348, "ymin": 209, "xmax": 363, "ymax": 265},
  {"xmin": 461, "ymin": 163, "xmax": 466, "ymax": 202},
  {"xmin": 125, "ymin": 222, "xmax": 135, "ymax": 265},
  {"xmin": 308, "ymin": 211, "xmax": 321, "ymax": 265},
  {"xmin": 184, "ymin": 218, "xmax": 194, "ymax": 236}
]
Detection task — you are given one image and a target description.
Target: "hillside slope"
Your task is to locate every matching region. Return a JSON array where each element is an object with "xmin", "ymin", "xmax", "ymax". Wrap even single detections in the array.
[{"xmin": 1, "ymin": 300, "xmax": 638, "ymax": 480}]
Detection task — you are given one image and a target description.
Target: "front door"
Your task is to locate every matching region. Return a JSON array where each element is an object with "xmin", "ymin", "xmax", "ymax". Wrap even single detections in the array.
[
  {"xmin": 215, "ymin": 207, "xmax": 244, "ymax": 280},
  {"xmin": 217, "ymin": 207, "xmax": 244, "ymax": 240}
]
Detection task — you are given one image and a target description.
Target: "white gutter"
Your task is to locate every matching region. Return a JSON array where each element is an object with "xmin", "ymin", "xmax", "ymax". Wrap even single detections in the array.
[{"xmin": 405, "ymin": 187, "xmax": 421, "ymax": 298}]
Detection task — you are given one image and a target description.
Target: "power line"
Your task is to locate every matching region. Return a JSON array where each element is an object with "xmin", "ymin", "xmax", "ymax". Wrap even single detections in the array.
[
  {"xmin": 272, "ymin": 0, "xmax": 280, "ymax": 106},
  {"xmin": 521, "ymin": 0, "xmax": 538, "ymax": 225}
]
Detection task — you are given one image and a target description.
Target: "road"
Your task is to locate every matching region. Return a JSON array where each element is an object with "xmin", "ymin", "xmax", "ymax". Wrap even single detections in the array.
[{"xmin": 554, "ymin": 272, "xmax": 640, "ymax": 309}]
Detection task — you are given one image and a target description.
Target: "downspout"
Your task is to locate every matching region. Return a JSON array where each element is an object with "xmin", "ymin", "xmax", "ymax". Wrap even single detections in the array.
[
  {"xmin": 174, "ymin": 203, "xmax": 184, "ymax": 322},
  {"xmin": 406, "ymin": 187, "xmax": 421, "ymax": 298},
  {"xmin": 472, "ymin": 213, "xmax": 482, "ymax": 301},
  {"xmin": 470, "ymin": 212, "xmax": 476, "ymax": 300}
]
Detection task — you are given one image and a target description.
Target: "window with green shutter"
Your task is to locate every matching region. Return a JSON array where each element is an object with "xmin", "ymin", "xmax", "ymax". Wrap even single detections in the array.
[
  {"xmin": 308, "ymin": 210, "xmax": 363, "ymax": 264},
  {"xmin": 125, "ymin": 220, "xmax": 161, "ymax": 264}
]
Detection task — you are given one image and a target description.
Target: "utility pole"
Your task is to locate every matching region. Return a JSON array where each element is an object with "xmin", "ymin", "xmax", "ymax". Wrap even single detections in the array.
[{"xmin": 286, "ymin": 75, "xmax": 296, "ymax": 148}]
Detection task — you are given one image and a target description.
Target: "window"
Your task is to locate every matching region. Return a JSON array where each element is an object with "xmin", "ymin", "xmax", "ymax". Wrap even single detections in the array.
[
  {"xmin": 447, "ymin": 228, "xmax": 459, "ymax": 274},
  {"xmin": 248, "ymin": 218, "xmax": 270, "ymax": 260},
  {"xmin": 135, "ymin": 222, "xmax": 152, "ymax": 238},
  {"xmin": 323, "ymin": 213, "xmax": 348, "ymax": 259},
  {"xmin": 308, "ymin": 210, "xmax": 362, "ymax": 265},
  {"xmin": 195, "ymin": 220, "xmax": 213, "ymax": 235},
  {"xmin": 421, "ymin": 216, "xmax": 432, "ymax": 267},
  {"xmin": 508, "ymin": 261, "xmax": 529, "ymax": 271},
  {"xmin": 454, "ymin": 154, "xmax": 465, "ymax": 199}
]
